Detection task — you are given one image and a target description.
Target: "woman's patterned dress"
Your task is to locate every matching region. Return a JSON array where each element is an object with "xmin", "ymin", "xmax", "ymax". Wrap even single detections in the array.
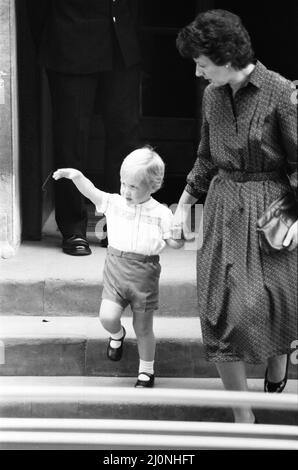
[{"xmin": 186, "ymin": 61, "xmax": 297, "ymax": 363}]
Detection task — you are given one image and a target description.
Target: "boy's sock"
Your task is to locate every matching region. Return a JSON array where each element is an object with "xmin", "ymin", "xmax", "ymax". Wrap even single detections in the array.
[
  {"xmin": 138, "ymin": 359, "xmax": 154, "ymax": 381},
  {"xmin": 110, "ymin": 326, "xmax": 125, "ymax": 349}
]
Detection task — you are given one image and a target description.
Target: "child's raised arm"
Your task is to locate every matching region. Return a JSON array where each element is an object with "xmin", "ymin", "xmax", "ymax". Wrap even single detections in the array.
[{"xmin": 53, "ymin": 168, "xmax": 104, "ymax": 207}]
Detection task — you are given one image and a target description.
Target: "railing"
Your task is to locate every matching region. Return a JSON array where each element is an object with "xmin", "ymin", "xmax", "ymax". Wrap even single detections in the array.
[
  {"xmin": 1, "ymin": 417, "xmax": 298, "ymax": 450},
  {"xmin": 1, "ymin": 385, "xmax": 297, "ymax": 409},
  {"xmin": 0, "ymin": 386, "xmax": 297, "ymax": 449}
]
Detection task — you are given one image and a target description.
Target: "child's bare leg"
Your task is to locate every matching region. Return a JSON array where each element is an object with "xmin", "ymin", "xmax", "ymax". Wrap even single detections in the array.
[
  {"xmin": 133, "ymin": 309, "xmax": 155, "ymax": 361},
  {"xmin": 99, "ymin": 299, "xmax": 125, "ymax": 346},
  {"xmin": 133, "ymin": 310, "xmax": 156, "ymax": 385}
]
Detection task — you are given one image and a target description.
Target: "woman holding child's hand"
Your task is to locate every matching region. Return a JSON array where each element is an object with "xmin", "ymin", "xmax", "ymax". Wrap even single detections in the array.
[{"xmin": 171, "ymin": 196, "xmax": 197, "ymax": 242}]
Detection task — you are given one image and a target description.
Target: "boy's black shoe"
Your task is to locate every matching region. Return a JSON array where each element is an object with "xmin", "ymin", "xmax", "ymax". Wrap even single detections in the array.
[
  {"xmin": 135, "ymin": 373, "xmax": 155, "ymax": 388},
  {"xmin": 62, "ymin": 235, "xmax": 91, "ymax": 256},
  {"xmin": 107, "ymin": 327, "xmax": 126, "ymax": 361}
]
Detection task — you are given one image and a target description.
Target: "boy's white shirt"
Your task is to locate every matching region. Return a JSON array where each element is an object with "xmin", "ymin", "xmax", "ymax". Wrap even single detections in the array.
[{"xmin": 82, "ymin": 179, "xmax": 173, "ymax": 255}]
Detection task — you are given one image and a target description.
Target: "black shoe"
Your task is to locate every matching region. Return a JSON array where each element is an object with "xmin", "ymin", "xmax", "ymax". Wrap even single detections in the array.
[
  {"xmin": 97, "ymin": 223, "xmax": 108, "ymax": 248},
  {"xmin": 135, "ymin": 372, "xmax": 155, "ymax": 388},
  {"xmin": 264, "ymin": 354, "xmax": 289, "ymax": 393},
  {"xmin": 107, "ymin": 327, "xmax": 126, "ymax": 361},
  {"xmin": 99, "ymin": 237, "xmax": 108, "ymax": 248},
  {"xmin": 62, "ymin": 235, "xmax": 91, "ymax": 256}
]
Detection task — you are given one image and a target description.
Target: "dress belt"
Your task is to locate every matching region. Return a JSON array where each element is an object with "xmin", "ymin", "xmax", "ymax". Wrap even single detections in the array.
[{"xmin": 217, "ymin": 168, "xmax": 286, "ymax": 182}]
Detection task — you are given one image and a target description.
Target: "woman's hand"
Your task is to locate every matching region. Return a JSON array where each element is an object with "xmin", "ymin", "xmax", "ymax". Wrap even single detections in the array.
[
  {"xmin": 283, "ymin": 220, "xmax": 298, "ymax": 251},
  {"xmin": 171, "ymin": 205, "xmax": 195, "ymax": 242},
  {"xmin": 52, "ymin": 168, "xmax": 82, "ymax": 181}
]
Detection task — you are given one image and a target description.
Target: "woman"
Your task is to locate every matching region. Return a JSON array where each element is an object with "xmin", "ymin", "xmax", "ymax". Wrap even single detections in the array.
[{"xmin": 173, "ymin": 9, "xmax": 297, "ymax": 423}]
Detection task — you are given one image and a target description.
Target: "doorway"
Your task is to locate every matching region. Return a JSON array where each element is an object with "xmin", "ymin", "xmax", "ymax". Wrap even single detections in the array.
[
  {"xmin": 86, "ymin": 0, "xmax": 208, "ymax": 206},
  {"xmin": 17, "ymin": 0, "xmax": 212, "ymax": 239}
]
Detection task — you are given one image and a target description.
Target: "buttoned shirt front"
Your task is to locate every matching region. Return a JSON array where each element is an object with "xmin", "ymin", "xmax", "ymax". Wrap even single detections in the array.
[{"xmin": 96, "ymin": 193, "xmax": 173, "ymax": 255}]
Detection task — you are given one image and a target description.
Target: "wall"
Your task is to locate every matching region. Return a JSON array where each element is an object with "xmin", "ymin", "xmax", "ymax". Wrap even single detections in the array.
[{"xmin": 0, "ymin": 0, "xmax": 20, "ymax": 258}]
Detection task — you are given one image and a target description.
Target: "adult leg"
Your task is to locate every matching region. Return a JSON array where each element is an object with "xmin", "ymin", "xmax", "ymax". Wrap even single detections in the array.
[
  {"xmin": 266, "ymin": 354, "xmax": 288, "ymax": 382},
  {"xmin": 216, "ymin": 361, "xmax": 256, "ymax": 423},
  {"xmin": 265, "ymin": 353, "xmax": 289, "ymax": 393},
  {"xmin": 47, "ymin": 71, "xmax": 99, "ymax": 239},
  {"xmin": 101, "ymin": 62, "xmax": 141, "ymax": 193}
]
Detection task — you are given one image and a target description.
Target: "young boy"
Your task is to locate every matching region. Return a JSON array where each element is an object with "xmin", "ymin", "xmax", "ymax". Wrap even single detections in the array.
[{"xmin": 53, "ymin": 146, "xmax": 184, "ymax": 387}]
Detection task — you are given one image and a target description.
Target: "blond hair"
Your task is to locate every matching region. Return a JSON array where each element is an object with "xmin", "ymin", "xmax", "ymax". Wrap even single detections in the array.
[{"xmin": 120, "ymin": 146, "xmax": 165, "ymax": 193}]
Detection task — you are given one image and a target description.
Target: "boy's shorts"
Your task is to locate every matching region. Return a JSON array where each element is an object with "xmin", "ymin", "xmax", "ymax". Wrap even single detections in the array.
[{"xmin": 102, "ymin": 246, "xmax": 161, "ymax": 314}]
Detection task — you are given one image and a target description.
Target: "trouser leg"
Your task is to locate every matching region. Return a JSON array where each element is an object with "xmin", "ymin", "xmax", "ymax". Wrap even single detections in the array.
[
  {"xmin": 101, "ymin": 63, "xmax": 141, "ymax": 193},
  {"xmin": 46, "ymin": 70, "xmax": 98, "ymax": 238}
]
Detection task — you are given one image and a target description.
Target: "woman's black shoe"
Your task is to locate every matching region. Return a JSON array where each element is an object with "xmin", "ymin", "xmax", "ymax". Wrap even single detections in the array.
[
  {"xmin": 135, "ymin": 372, "xmax": 155, "ymax": 388},
  {"xmin": 107, "ymin": 327, "xmax": 126, "ymax": 361},
  {"xmin": 264, "ymin": 354, "xmax": 289, "ymax": 393}
]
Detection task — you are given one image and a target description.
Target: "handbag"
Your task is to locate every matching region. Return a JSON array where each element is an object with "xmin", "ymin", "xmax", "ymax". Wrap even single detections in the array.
[{"xmin": 257, "ymin": 192, "xmax": 298, "ymax": 254}]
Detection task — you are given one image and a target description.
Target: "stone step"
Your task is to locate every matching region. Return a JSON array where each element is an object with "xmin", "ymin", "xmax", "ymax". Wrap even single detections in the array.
[
  {"xmin": 0, "ymin": 239, "xmax": 197, "ymax": 317},
  {"xmin": 0, "ymin": 376, "xmax": 297, "ymax": 426},
  {"xmin": 1, "ymin": 316, "xmax": 297, "ymax": 380}
]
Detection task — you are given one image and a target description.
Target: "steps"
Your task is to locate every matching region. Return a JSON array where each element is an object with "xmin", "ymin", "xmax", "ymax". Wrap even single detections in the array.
[
  {"xmin": 2, "ymin": 315, "xmax": 297, "ymax": 380},
  {"xmin": 2, "ymin": 416, "xmax": 298, "ymax": 450},
  {"xmin": 0, "ymin": 316, "xmax": 206, "ymax": 376},
  {"xmin": 0, "ymin": 376, "xmax": 297, "ymax": 425},
  {"xmin": 1, "ymin": 240, "xmax": 297, "ymax": 378},
  {"xmin": 1, "ymin": 238, "xmax": 297, "ymax": 431},
  {"xmin": 0, "ymin": 315, "xmax": 297, "ymax": 379},
  {"xmin": 0, "ymin": 238, "xmax": 197, "ymax": 316}
]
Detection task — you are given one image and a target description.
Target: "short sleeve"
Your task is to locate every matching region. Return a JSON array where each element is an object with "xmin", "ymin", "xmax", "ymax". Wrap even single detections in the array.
[
  {"xmin": 160, "ymin": 206, "xmax": 174, "ymax": 240},
  {"xmin": 95, "ymin": 191, "xmax": 110, "ymax": 215}
]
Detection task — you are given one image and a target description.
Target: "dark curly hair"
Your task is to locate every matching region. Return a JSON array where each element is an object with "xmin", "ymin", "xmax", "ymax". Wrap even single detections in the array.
[{"xmin": 176, "ymin": 9, "xmax": 254, "ymax": 70}]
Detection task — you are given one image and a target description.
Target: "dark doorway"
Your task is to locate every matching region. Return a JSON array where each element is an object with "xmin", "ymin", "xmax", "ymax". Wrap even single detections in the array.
[
  {"xmin": 86, "ymin": 0, "xmax": 207, "ymax": 207},
  {"xmin": 18, "ymin": 0, "xmax": 209, "ymax": 240},
  {"xmin": 214, "ymin": 0, "xmax": 298, "ymax": 80},
  {"xmin": 18, "ymin": 1, "xmax": 296, "ymax": 239}
]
